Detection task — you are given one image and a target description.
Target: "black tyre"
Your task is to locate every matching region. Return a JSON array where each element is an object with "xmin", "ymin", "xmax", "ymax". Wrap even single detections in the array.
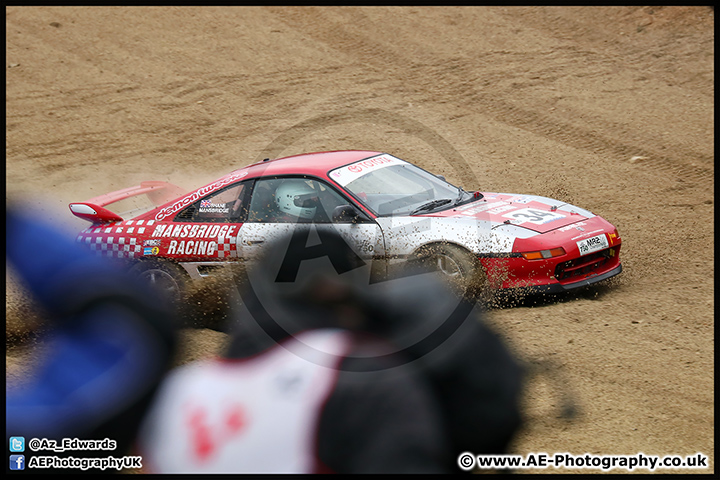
[
  {"xmin": 129, "ymin": 260, "xmax": 188, "ymax": 305},
  {"xmin": 409, "ymin": 243, "xmax": 487, "ymax": 299},
  {"xmin": 128, "ymin": 260, "xmax": 232, "ymax": 332}
]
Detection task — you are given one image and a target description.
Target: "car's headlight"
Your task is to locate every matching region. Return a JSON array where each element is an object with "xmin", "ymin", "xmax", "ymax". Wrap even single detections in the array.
[{"xmin": 521, "ymin": 247, "xmax": 566, "ymax": 260}]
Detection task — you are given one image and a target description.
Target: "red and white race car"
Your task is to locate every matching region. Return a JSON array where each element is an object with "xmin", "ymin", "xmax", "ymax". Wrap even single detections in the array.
[{"xmin": 69, "ymin": 150, "xmax": 622, "ymax": 302}]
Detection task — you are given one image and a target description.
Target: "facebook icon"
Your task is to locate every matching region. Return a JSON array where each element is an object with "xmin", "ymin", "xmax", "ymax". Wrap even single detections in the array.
[{"xmin": 10, "ymin": 455, "xmax": 25, "ymax": 470}]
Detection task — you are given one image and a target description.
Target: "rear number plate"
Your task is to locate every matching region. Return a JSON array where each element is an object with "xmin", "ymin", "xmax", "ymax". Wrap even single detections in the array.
[{"xmin": 577, "ymin": 234, "xmax": 609, "ymax": 256}]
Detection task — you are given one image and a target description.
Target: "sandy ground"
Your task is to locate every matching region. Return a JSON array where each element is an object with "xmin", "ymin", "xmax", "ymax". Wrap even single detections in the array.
[{"xmin": 6, "ymin": 6, "xmax": 714, "ymax": 474}]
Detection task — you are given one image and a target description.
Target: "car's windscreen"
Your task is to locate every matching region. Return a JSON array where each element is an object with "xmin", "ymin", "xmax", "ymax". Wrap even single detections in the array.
[{"xmin": 329, "ymin": 154, "xmax": 467, "ymax": 216}]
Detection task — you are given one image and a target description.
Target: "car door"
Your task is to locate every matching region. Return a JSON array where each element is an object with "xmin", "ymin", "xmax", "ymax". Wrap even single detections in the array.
[
  {"xmin": 168, "ymin": 179, "xmax": 252, "ymax": 280},
  {"xmin": 237, "ymin": 176, "xmax": 386, "ymax": 283}
]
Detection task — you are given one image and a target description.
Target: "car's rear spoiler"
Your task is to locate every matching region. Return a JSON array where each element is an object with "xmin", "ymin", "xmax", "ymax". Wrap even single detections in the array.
[{"xmin": 69, "ymin": 181, "xmax": 187, "ymax": 224}]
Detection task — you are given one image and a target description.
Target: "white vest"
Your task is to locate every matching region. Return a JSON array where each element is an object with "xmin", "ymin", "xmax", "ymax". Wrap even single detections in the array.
[{"xmin": 138, "ymin": 329, "xmax": 351, "ymax": 473}]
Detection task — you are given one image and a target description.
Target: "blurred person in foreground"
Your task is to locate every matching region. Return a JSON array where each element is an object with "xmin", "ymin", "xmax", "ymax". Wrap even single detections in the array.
[
  {"xmin": 138, "ymin": 226, "xmax": 524, "ymax": 473},
  {"xmin": 5, "ymin": 206, "xmax": 178, "ymax": 472}
]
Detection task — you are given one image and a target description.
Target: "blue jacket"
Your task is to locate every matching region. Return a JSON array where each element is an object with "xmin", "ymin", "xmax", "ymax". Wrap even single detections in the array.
[{"xmin": 6, "ymin": 208, "xmax": 178, "ymax": 470}]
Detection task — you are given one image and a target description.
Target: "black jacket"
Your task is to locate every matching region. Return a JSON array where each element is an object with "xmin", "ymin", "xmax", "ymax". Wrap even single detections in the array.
[{"xmin": 224, "ymin": 245, "xmax": 524, "ymax": 473}]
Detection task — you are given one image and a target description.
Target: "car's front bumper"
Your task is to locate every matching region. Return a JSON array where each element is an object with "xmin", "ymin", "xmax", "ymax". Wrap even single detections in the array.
[
  {"xmin": 510, "ymin": 263, "xmax": 623, "ymax": 295},
  {"xmin": 479, "ymin": 243, "xmax": 622, "ymax": 292}
]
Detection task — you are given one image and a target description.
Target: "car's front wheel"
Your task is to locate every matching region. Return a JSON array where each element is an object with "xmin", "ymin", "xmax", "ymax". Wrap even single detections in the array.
[{"xmin": 408, "ymin": 243, "xmax": 487, "ymax": 299}]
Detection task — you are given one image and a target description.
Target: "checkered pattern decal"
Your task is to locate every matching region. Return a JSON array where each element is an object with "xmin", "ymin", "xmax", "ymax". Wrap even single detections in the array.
[
  {"xmin": 77, "ymin": 224, "xmax": 143, "ymax": 259},
  {"xmin": 217, "ymin": 234, "xmax": 238, "ymax": 258},
  {"xmin": 83, "ymin": 234, "xmax": 142, "ymax": 258}
]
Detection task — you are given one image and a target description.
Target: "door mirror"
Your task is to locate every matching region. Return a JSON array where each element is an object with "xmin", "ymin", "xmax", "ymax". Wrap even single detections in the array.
[{"xmin": 332, "ymin": 205, "xmax": 362, "ymax": 224}]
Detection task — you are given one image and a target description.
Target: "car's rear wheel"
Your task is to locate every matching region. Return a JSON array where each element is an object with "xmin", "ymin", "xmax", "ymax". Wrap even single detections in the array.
[
  {"xmin": 128, "ymin": 260, "xmax": 232, "ymax": 332},
  {"xmin": 409, "ymin": 243, "xmax": 487, "ymax": 300},
  {"xmin": 129, "ymin": 260, "xmax": 187, "ymax": 305}
]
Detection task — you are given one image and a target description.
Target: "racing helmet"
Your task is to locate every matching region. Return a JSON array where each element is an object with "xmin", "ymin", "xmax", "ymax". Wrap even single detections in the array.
[{"xmin": 275, "ymin": 180, "xmax": 317, "ymax": 219}]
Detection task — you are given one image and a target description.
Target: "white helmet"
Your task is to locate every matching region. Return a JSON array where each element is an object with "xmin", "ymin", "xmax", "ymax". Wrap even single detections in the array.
[{"xmin": 275, "ymin": 180, "xmax": 317, "ymax": 219}]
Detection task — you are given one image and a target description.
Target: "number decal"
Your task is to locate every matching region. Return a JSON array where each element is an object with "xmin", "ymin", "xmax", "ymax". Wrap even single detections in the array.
[{"xmin": 503, "ymin": 208, "xmax": 566, "ymax": 225}]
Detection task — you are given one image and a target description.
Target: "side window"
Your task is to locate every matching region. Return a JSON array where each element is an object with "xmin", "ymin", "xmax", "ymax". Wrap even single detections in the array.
[
  {"xmin": 247, "ymin": 177, "xmax": 349, "ymax": 224},
  {"xmin": 176, "ymin": 182, "xmax": 249, "ymax": 223}
]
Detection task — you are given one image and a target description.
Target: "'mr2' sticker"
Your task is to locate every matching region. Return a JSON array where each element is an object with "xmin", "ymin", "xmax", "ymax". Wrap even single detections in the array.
[
  {"xmin": 576, "ymin": 234, "xmax": 609, "ymax": 256},
  {"xmin": 502, "ymin": 208, "xmax": 566, "ymax": 225}
]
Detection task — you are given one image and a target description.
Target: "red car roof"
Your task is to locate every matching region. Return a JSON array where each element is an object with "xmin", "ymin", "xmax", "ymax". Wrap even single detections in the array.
[
  {"xmin": 234, "ymin": 150, "xmax": 382, "ymax": 180},
  {"xmin": 134, "ymin": 151, "xmax": 384, "ymax": 222}
]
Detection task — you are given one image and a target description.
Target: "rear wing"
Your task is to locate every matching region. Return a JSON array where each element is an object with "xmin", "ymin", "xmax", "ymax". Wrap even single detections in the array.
[{"xmin": 69, "ymin": 181, "xmax": 187, "ymax": 224}]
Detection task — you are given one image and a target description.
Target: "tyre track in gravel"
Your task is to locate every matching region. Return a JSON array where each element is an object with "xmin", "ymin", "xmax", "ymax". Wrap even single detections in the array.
[
  {"xmin": 265, "ymin": 6, "xmax": 713, "ymax": 187},
  {"xmin": 502, "ymin": 6, "xmax": 716, "ymax": 98},
  {"xmin": 6, "ymin": 9, "xmax": 243, "ymax": 174}
]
